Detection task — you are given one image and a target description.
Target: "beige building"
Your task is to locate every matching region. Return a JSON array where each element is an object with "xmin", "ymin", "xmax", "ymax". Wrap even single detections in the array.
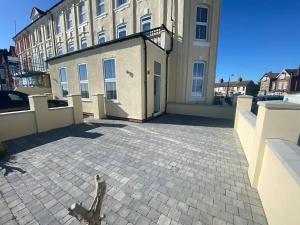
[{"xmin": 13, "ymin": 0, "xmax": 221, "ymax": 121}]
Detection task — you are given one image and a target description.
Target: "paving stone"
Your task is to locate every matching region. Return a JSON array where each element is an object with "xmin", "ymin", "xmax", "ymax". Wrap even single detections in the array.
[{"xmin": 0, "ymin": 115, "xmax": 268, "ymax": 225}]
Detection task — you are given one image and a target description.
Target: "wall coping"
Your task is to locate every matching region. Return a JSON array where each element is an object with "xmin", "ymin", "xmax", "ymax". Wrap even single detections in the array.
[
  {"xmin": 258, "ymin": 101, "xmax": 300, "ymax": 110},
  {"xmin": 67, "ymin": 94, "xmax": 82, "ymax": 97},
  {"xmin": 240, "ymin": 111, "xmax": 256, "ymax": 128},
  {"xmin": 29, "ymin": 95, "xmax": 48, "ymax": 98},
  {"xmin": 0, "ymin": 110, "xmax": 34, "ymax": 117},
  {"xmin": 238, "ymin": 95, "xmax": 253, "ymax": 99},
  {"xmin": 92, "ymin": 93, "xmax": 105, "ymax": 96},
  {"xmin": 266, "ymin": 139, "xmax": 300, "ymax": 185}
]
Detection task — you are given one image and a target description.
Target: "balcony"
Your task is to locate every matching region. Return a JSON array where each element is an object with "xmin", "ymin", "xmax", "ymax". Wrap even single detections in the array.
[{"xmin": 141, "ymin": 25, "xmax": 172, "ymax": 51}]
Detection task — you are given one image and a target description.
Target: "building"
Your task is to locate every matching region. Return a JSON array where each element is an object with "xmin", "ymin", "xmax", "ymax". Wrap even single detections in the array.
[
  {"xmin": 259, "ymin": 72, "xmax": 279, "ymax": 96},
  {"xmin": 214, "ymin": 80, "xmax": 256, "ymax": 96},
  {"xmin": 0, "ymin": 46, "xmax": 20, "ymax": 91},
  {"xmin": 13, "ymin": 0, "xmax": 221, "ymax": 121},
  {"xmin": 259, "ymin": 67, "xmax": 300, "ymax": 95}
]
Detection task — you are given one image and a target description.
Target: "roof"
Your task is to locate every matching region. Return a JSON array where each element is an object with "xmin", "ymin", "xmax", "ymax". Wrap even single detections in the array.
[
  {"xmin": 285, "ymin": 69, "xmax": 299, "ymax": 77},
  {"xmin": 215, "ymin": 80, "xmax": 254, "ymax": 88},
  {"xmin": 13, "ymin": 0, "xmax": 65, "ymax": 40},
  {"xmin": 46, "ymin": 28, "xmax": 167, "ymax": 63},
  {"xmin": 260, "ymin": 72, "xmax": 279, "ymax": 80}
]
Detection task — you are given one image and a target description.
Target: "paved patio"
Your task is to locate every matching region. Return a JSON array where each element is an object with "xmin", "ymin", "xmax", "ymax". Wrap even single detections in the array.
[{"xmin": 0, "ymin": 114, "xmax": 267, "ymax": 225}]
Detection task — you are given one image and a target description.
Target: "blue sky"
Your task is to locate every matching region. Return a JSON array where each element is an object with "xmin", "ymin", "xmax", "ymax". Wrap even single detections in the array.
[{"xmin": 0, "ymin": 0, "xmax": 299, "ymax": 83}]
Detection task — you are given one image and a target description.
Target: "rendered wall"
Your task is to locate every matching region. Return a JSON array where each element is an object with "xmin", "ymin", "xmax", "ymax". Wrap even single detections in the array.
[
  {"xmin": 0, "ymin": 111, "xmax": 36, "ymax": 141},
  {"xmin": 258, "ymin": 139, "xmax": 300, "ymax": 225},
  {"xmin": 0, "ymin": 95, "xmax": 83, "ymax": 142},
  {"xmin": 14, "ymin": 87, "xmax": 52, "ymax": 95},
  {"xmin": 167, "ymin": 103, "xmax": 235, "ymax": 120},
  {"xmin": 49, "ymin": 37, "xmax": 144, "ymax": 120}
]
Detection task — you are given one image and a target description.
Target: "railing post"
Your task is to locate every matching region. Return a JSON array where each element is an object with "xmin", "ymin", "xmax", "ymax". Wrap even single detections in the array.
[
  {"xmin": 29, "ymin": 95, "xmax": 49, "ymax": 133},
  {"xmin": 68, "ymin": 94, "xmax": 83, "ymax": 124},
  {"xmin": 234, "ymin": 95, "xmax": 253, "ymax": 130},
  {"xmin": 249, "ymin": 101, "xmax": 300, "ymax": 187},
  {"xmin": 92, "ymin": 93, "xmax": 105, "ymax": 119}
]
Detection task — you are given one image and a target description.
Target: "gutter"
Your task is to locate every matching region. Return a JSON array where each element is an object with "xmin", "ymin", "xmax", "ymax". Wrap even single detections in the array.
[{"xmin": 142, "ymin": 37, "xmax": 148, "ymax": 120}]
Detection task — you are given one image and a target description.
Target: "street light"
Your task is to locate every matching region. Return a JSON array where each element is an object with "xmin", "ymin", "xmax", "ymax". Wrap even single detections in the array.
[{"xmin": 226, "ymin": 74, "xmax": 234, "ymax": 97}]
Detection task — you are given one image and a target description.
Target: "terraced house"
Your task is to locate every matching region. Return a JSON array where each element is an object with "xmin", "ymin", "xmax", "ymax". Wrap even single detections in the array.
[{"xmin": 13, "ymin": 0, "xmax": 221, "ymax": 121}]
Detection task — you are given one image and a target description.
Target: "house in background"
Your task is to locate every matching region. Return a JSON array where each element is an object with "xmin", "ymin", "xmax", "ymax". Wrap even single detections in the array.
[
  {"xmin": 259, "ymin": 67, "xmax": 300, "ymax": 95},
  {"xmin": 13, "ymin": 0, "xmax": 222, "ymax": 121},
  {"xmin": 214, "ymin": 79, "xmax": 256, "ymax": 96},
  {"xmin": 259, "ymin": 72, "xmax": 279, "ymax": 96},
  {"xmin": 0, "ymin": 47, "xmax": 20, "ymax": 91}
]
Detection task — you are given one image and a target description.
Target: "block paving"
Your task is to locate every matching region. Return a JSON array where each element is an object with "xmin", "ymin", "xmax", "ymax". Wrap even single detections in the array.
[{"xmin": 0, "ymin": 115, "xmax": 268, "ymax": 225}]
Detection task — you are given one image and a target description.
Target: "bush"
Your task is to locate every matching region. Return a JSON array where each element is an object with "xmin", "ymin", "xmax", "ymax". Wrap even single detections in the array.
[{"xmin": 0, "ymin": 142, "xmax": 6, "ymax": 158}]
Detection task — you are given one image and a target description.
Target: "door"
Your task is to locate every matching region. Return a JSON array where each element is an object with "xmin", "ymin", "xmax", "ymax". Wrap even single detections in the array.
[{"xmin": 154, "ymin": 61, "xmax": 161, "ymax": 114}]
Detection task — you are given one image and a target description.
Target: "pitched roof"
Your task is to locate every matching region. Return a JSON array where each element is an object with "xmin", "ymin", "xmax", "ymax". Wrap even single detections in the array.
[
  {"xmin": 215, "ymin": 80, "xmax": 254, "ymax": 88},
  {"xmin": 285, "ymin": 69, "xmax": 299, "ymax": 76},
  {"xmin": 260, "ymin": 72, "xmax": 279, "ymax": 80}
]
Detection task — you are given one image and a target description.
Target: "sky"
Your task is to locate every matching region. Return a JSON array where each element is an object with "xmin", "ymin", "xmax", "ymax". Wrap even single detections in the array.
[{"xmin": 0, "ymin": 0, "xmax": 299, "ymax": 83}]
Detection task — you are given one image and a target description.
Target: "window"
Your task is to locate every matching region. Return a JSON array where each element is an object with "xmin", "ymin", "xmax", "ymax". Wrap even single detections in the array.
[
  {"xmin": 78, "ymin": 64, "xmax": 89, "ymax": 99},
  {"xmin": 68, "ymin": 41, "xmax": 75, "ymax": 52},
  {"xmin": 98, "ymin": 32, "xmax": 106, "ymax": 44},
  {"xmin": 46, "ymin": 25, "xmax": 51, "ymax": 39},
  {"xmin": 192, "ymin": 62, "xmax": 205, "ymax": 97},
  {"xmin": 195, "ymin": 7, "xmax": 208, "ymax": 41},
  {"xmin": 141, "ymin": 15, "xmax": 151, "ymax": 31},
  {"xmin": 117, "ymin": 0, "xmax": 127, "ymax": 7},
  {"xmin": 0, "ymin": 68, "xmax": 5, "ymax": 79},
  {"xmin": 32, "ymin": 34, "xmax": 36, "ymax": 45},
  {"xmin": 57, "ymin": 45, "xmax": 63, "ymax": 56},
  {"xmin": 56, "ymin": 17, "xmax": 61, "ymax": 34},
  {"xmin": 47, "ymin": 48, "xmax": 52, "ymax": 58},
  {"xmin": 59, "ymin": 68, "xmax": 68, "ymax": 98},
  {"xmin": 103, "ymin": 59, "xmax": 117, "ymax": 100},
  {"xmin": 117, "ymin": 24, "xmax": 127, "ymax": 38},
  {"xmin": 79, "ymin": 3, "xmax": 86, "ymax": 24},
  {"xmin": 38, "ymin": 29, "xmax": 42, "ymax": 42},
  {"xmin": 67, "ymin": 11, "xmax": 73, "ymax": 30},
  {"xmin": 81, "ymin": 37, "xmax": 88, "ymax": 49},
  {"xmin": 97, "ymin": 0, "xmax": 105, "ymax": 16}
]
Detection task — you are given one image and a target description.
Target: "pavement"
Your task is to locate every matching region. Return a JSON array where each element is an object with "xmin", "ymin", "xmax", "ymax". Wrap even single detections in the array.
[{"xmin": 0, "ymin": 114, "xmax": 267, "ymax": 225}]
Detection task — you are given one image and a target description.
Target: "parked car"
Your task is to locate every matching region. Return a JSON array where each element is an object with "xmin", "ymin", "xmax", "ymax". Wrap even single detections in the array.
[
  {"xmin": 0, "ymin": 91, "xmax": 68, "ymax": 113},
  {"xmin": 251, "ymin": 95, "xmax": 284, "ymax": 115}
]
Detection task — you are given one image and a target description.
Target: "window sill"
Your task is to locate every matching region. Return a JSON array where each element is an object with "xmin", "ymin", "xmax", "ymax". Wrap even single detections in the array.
[
  {"xmin": 82, "ymin": 98, "xmax": 91, "ymax": 102},
  {"xmin": 106, "ymin": 99, "xmax": 119, "ymax": 103},
  {"xmin": 114, "ymin": 3, "xmax": 130, "ymax": 13},
  {"xmin": 194, "ymin": 40, "xmax": 210, "ymax": 47},
  {"xmin": 78, "ymin": 22, "xmax": 88, "ymax": 28},
  {"xmin": 190, "ymin": 96, "xmax": 206, "ymax": 103},
  {"xmin": 67, "ymin": 28, "xmax": 74, "ymax": 32},
  {"xmin": 95, "ymin": 13, "xmax": 107, "ymax": 21},
  {"xmin": 137, "ymin": 0, "xmax": 143, "ymax": 3}
]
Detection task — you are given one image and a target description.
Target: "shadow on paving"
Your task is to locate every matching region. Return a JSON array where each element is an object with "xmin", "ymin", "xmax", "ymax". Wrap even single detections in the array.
[
  {"xmin": 148, "ymin": 113, "xmax": 234, "ymax": 128},
  {"xmin": 1, "ymin": 122, "xmax": 126, "ymax": 176}
]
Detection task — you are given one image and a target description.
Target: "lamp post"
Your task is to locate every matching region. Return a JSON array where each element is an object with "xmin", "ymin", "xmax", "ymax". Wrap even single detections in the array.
[{"xmin": 226, "ymin": 74, "xmax": 234, "ymax": 97}]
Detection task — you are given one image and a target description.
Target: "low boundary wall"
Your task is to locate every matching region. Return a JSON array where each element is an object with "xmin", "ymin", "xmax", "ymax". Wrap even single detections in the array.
[
  {"xmin": 0, "ymin": 94, "xmax": 83, "ymax": 142},
  {"xmin": 167, "ymin": 103, "xmax": 235, "ymax": 120},
  {"xmin": 234, "ymin": 95, "xmax": 300, "ymax": 225}
]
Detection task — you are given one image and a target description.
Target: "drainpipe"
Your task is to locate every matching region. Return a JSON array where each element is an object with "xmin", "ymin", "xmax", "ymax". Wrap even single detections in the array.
[{"xmin": 142, "ymin": 37, "xmax": 148, "ymax": 120}]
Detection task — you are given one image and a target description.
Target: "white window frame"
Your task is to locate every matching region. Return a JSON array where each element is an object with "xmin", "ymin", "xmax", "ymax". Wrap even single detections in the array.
[
  {"xmin": 79, "ymin": 2, "xmax": 87, "ymax": 25},
  {"xmin": 195, "ymin": 6, "xmax": 209, "ymax": 41},
  {"xmin": 97, "ymin": 0, "xmax": 105, "ymax": 16},
  {"xmin": 59, "ymin": 67, "xmax": 68, "ymax": 99},
  {"xmin": 67, "ymin": 11, "xmax": 73, "ymax": 30},
  {"xmin": 103, "ymin": 58, "xmax": 117, "ymax": 101},
  {"xmin": 81, "ymin": 37, "xmax": 88, "ymax": 49},
  {"xmin": 78, "ymin": 63, "xmax": 90, "ymax": 99},
  {"xmin": 191, "ymin": 61, "xmax": 205, "ymax": 98},
  {"xmin": 98, "ymin": 32, "xmax": 106, "ymax": 44},
  {"xmin": 141, "ymin": 15, "xmax": 152, "ymax": 32},
  {"xmin": 117, "ymin": 24, "xmax": 127, "ymax": 38}
]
